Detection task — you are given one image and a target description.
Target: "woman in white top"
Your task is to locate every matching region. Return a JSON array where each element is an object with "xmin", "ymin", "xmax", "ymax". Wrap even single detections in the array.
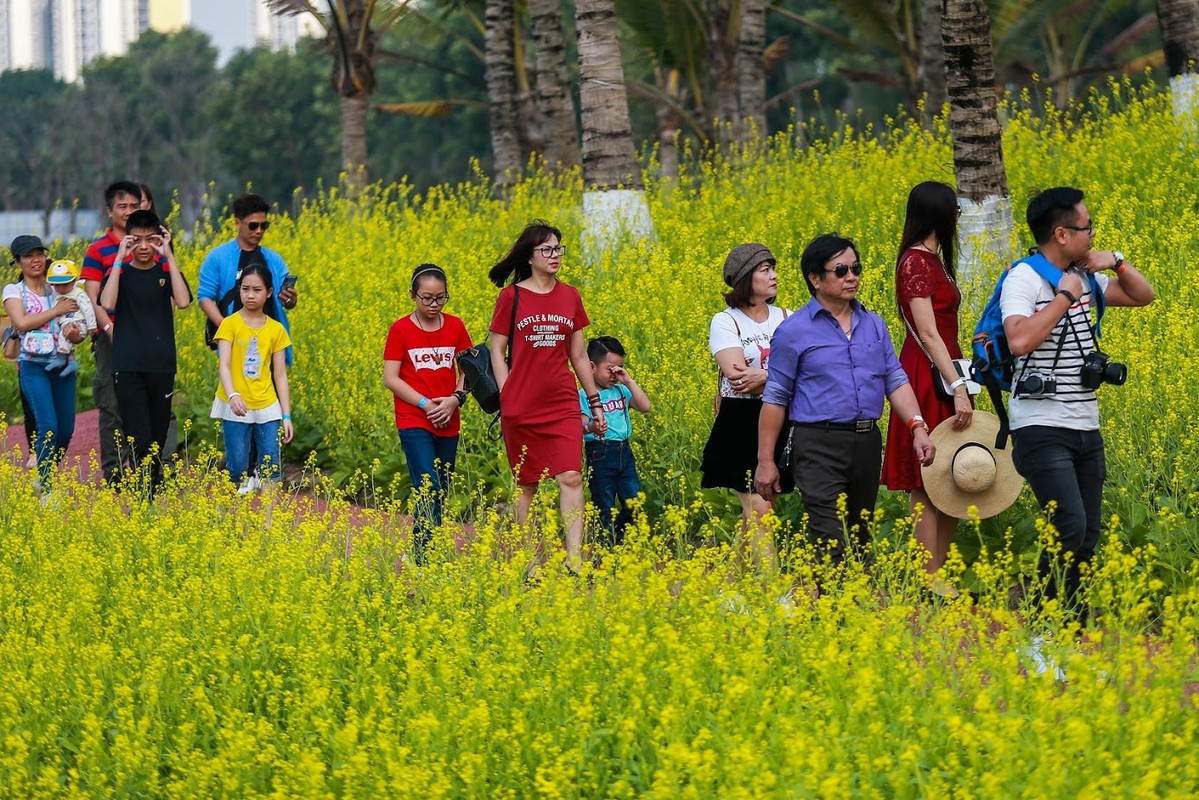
[
  {"xmin": 3, "ymin": 235, "xmax": 83, "ymax": 495},
  {"xmin": 700, "ymin": 243, "xmax": 791, "ymax": 569}
]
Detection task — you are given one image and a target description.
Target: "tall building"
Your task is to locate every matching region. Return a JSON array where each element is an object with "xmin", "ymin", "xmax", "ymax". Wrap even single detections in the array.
[
  {"xmin": 2, "ymin": 0, "xmax": 53, "ymax": 72},
  {"xmin": 2, "ymin": 0, "xmax": 311, "ymax": 81}
]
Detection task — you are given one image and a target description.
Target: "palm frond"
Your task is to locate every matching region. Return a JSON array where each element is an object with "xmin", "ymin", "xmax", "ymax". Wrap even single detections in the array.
[
  {"xmin": 762, "ymin": 35, "xmax": 790, "ymax": 73},
  {"xmin": 375, "ymin": 99, "xmax": 485, "ymax": 117}
]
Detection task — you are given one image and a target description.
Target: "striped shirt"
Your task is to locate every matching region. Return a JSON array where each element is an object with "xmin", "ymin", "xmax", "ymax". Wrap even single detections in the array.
[{"xmin": 1001, "ymin": 263, "xmax": 1110, "ymax": 431}]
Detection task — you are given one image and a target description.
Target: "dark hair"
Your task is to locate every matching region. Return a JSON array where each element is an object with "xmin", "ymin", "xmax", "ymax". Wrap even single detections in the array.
[
  {"xmin": 232, "ymin": 193, "xmax": 271, "ymax": 220},
  {"xmin": 125, "ymin": 209, "xmax": 161, "ymax": 233},
  {"xmin": 1027, "ymin": 187, "xmax": 1085, "ymax": 244},
  {"xmin": 104, "ymin": 180, "xmax": 141, "ymax": 208},
  {"xmin": 897, "ymin": 181, "xmax": 958, "ymax": 279},
  {"xmin": 587, "ymin": 335, "xmax": 626, "ymax": 362},
  {"xmin": 238, "ymin": 262, "xmax": 275, "ymax": 294},
  {"xmin": 722, "ymin": 262, "xmax": 777, "ymax": 308},
  {"xmin": 800, "ymin": 233, "xmax": 859, "ymax": 296},
  {"xmin": 410, "ymin": 263, "xmax": 448, "ymax": 293},
  {"xmin": 138, "ymin": 183, "xmax": 156, "ymax": 214},
  {"xmin": 488, "ymin": 220, "xmax": 562, "ymax": 287}
]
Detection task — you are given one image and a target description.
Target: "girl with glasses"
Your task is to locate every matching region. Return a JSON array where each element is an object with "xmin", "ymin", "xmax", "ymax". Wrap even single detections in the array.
[
  {"xmin": 384, "ymin": 263, "xmax": 473, "ymax": 563},
  {"xmin": 487, "ymin": 221, "xmax": 606, "ymax": 575}
]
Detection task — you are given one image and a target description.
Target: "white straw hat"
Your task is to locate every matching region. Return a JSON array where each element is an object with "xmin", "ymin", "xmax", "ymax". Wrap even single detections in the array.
[{"xmin": 921, "ymin": 411, "xmax": 1024, "ymax": 519}]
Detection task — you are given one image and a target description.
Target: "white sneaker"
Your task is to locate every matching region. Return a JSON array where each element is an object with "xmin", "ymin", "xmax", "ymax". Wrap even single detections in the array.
[
  {"xmin": 237, "ymin": 475, "xmax": 262, "ymax": 495},
  {"xmin": 1023, "ymin": 635, "xmax": 1067, "ymax": 681}
]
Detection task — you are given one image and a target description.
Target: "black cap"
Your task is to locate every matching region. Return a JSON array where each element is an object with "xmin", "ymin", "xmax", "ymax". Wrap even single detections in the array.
[{"xmin": 9, "ymin": 235, "xmax": 46, "ymax": 262}]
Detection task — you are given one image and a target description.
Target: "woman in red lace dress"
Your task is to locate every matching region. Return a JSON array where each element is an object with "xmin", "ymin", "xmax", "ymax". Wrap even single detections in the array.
[{"xmin": 881, "ymin": 181, "xmax": 974, "ymax": 576}]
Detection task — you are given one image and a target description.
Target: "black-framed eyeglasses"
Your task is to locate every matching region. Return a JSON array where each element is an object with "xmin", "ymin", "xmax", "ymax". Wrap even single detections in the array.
[
  {"xmin": 534, "ymin": 244, "xmax": 565, "ymax": 257},
  {"xmin": 246, "ymin": 221, "xmax": 271, "ymax": 232},
  {"xmin": 416, "ymin": 293, "xmax": 450, "ymax": 305},
  {"xmin": 1062, "ymin": 223, "xmax": 1093, "ymax": 234},
  {"xmin": 823, "ymin": 262, "xmax": 863, "ymax": 278}
]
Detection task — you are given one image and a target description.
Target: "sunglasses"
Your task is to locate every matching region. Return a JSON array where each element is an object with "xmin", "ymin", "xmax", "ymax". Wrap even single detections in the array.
[
  {"xmin": 823, "ymin": 262, "xmax": 863, "ymax": 278},
  {"xmin": 245, "ymin": 221, "xmax": 271, "ymax": 232}
]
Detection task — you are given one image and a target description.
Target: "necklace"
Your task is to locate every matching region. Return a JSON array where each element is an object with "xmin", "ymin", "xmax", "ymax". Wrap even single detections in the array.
[{"xmin": 411, "ymin": 311, "xmax": 444, "ymax": 348}]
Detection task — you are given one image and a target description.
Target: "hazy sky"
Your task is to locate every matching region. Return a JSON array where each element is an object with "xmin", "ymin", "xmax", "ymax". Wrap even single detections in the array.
[{"xmin": 190, "ymin": 0, "xmax": 255, "ymax": 64}]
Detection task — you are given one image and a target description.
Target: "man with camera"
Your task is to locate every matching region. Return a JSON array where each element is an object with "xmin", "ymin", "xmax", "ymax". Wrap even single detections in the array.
[{"xmin": 1001, "ymin": 187, "xmax": 1155, "ymax": 612}]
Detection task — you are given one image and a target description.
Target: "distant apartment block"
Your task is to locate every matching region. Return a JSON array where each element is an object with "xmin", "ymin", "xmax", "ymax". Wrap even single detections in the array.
[{"xmin": 2, "ymin": 0, "xmax": 319, "ymax": 82}]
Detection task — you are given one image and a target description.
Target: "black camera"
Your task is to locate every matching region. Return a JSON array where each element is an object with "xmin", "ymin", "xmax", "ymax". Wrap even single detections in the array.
[
  {"xmin": 1016, "ymin": 370, "xmax": 1056, "ymax": 398},
  {"xmin": 1080, "ymin": 351, "xmax": 1127, "ymax": 389}
]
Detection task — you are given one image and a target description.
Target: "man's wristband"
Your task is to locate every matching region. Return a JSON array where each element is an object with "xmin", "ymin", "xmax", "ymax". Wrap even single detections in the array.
[
  {"xmin": 282, "ymin": 414, "xmax": 292, "ymax": 420},
  {"xmin": 949, "ymin": 377, "xmax": 967, "ymax": 392},
  {"xmin": 907, "ymin": 414, "xmax": 928, "ymax": 433},
  {"xmin": 1057, "ymin": 288, "xmax": 1078, "ymax": 305},
  {"xmin": 228, "ymin": 392, "xmax": 241, "ymax": 399},
  {"xmin": 418, "ymin": 397, "xmax": 429, "ymax": 409},
  {"xmin": 453, "ymin": 389, "xmax": 468, "ymax": 406}
]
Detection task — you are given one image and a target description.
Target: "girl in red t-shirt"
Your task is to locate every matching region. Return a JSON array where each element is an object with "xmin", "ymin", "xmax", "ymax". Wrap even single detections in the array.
[
  {"xmin": 384, "ymin": 264, "xmax": 473, "ymax": 561},
  {"xmin": 487, "ymin": 222, "xmax": 607, "ymax": 573}
]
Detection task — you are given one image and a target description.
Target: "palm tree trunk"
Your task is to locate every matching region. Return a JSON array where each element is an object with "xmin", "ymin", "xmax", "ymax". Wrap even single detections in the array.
[
  {"xmin": 577, "ymin": 0, "xmax": 651, "ymax": 258},
  {"xmin": 340, "ymin": 93, "xmax": 370, "ymax": 193},
  {"xmin": 576, "ymin": 0, "xmax": 640, "ymax": 189},
  {"xmin": 738, "ymin": 0, "xmax": 767, "ymax": 141},
  {"xmin": 486, "ymin": 0, "xmax": 523, "ymax": 185},
  {"xmin": 1155, "ymin": 0, "xmax": 1199, "ymax": 121},
  {"xmin": 706, "ymin": 0, "xmax": 740, "ymax": 143},
  {"xmin": 529, "ymin": 0, "xmax": 580, "ymax": 169},
  {"xmin": 919, "ymin": 0, "xmax": 947, "ymax": 120},
  {"xmin": 942, "ymin": 0, "xmax": 1012, "ymax": 280}
]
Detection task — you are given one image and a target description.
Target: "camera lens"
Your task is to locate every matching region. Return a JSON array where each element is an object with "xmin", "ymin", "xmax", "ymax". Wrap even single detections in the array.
[
  {"xmin": 1023, "ymin": 375, "xmax": 1043, "ymax": 394},
  {"xmin": 1104, "ymin": 362, "xmax": 1128, "ymax": 385}
]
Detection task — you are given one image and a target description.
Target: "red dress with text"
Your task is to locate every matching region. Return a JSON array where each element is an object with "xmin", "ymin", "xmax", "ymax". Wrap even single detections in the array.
[
  {"xmin": 882, "ymin": 248, "xmax": 963, "ymax": 491},
  {"xmin": 489, "ymin": 281, "xmax": 590, "ymax": 483}
]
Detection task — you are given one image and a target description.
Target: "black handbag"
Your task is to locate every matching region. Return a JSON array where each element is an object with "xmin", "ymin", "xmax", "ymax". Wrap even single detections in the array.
[{"xmin": 457, "ymin": 285, "xmax": 519, "ymax": 414}]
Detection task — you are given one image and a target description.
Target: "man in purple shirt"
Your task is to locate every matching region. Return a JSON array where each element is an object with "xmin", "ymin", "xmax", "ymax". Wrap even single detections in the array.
[{"xmin": 756, "ymin": 233, "xmax": 935, "ymax": 565}]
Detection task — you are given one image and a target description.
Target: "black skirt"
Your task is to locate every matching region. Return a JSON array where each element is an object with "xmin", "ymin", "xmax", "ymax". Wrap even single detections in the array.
[{"xmin": 700, "ymin": 396, "xmax": 795, "ymax": 494}]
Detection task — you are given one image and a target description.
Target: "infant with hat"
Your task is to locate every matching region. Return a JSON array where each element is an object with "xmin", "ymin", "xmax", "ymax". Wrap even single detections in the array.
[{"xmin": 45, "ymin": 259, "xmax": 97, "ymax": 376}]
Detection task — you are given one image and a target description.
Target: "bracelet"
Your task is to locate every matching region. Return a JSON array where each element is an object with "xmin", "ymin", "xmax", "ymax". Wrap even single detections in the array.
[
  {"xmin": 102, "ymin": 322, "xmax": 112, "ymax": 333},
  {"xmin": 1057, "ymin": 288, "xmax": 1078, "ymax": 305},
  {"xmin": 949, "ymin": 377, "xmax": 967, "ymax": 392},
  {"xmin": 418, "ymin": 397, "xmax": 429, "ymax": 409},
  {"xmin": 282, "ymin": 414, "xmax": 292, "ymax": 420},
  {"xmin": 228, "ymin": 392, "xmax": 242, "ymax": 399},
  {"xmin": 907, "ymin": 414, "xmax": 928, "ymax": 433}
]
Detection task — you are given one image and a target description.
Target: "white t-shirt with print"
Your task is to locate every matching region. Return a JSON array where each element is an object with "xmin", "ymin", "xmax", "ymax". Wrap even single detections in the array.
[
  {"xmin": 1000, "ymin": 264, "xmax": 1110, "ymax": 431},
  {"xmin": 709, "ymin": 304, "xmax": 789, "ymax": 399}
]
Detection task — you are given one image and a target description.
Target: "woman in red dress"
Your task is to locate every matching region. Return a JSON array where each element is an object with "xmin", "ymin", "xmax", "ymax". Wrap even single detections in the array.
[
  {"xmin": 882, "ymin": 181, "xmax": 974, "ymax": 577},
  {"xmin": 488, "ymin": 221, "xmax": 606, "ymax": 572}
]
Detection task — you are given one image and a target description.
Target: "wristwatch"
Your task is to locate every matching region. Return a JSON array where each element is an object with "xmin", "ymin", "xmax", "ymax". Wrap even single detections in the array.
[{"xmin": 1111, "ymin": 251, "xmax": 1125, "ymax": 272}]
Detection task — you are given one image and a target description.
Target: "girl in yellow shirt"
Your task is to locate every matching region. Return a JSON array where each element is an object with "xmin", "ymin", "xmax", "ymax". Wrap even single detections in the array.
[{"xmin": 211, "ymin": 264, "xmax": 293, "ymax": 486}]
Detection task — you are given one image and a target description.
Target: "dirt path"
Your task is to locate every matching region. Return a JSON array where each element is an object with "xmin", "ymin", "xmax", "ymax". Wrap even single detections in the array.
[{"xmin": 4, "ymin": 407, "xmax": 102, "ymax": 483}]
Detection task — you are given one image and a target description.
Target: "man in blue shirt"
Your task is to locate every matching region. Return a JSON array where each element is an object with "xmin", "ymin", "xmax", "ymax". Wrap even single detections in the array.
[
  {"xmin": 756, "ymin": 233, "xmax": 935, "ymax": 565},
  {"xmin": 197, "ymin": 194, "xmax": 298, "ymax": 366}
]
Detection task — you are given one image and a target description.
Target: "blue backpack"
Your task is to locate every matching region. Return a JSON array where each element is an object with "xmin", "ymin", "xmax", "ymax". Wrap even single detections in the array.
[{"xmin": 970, "ymin": 251, "xmax": 1105, "ymax": 447}]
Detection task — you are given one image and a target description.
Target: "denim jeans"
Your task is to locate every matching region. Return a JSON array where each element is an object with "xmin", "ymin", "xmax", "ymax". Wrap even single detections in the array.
[
  {"xmin": 19, "ymin": 362, "xmax": 77, "ymax": 486},
  {"xmin": 585, "ymin": 439, "xmax": 642, "ymax": 545},
  {"xmin": 1012, "ymin": 425, "xmax": 1106, "ymax": 612},
  {"xmin": 222, "ymin": 419, "xmax": 282, "ymax": 484},
  {"xmin": 398, "ymin": 428, "xmax": 458, "ymax": 558}
]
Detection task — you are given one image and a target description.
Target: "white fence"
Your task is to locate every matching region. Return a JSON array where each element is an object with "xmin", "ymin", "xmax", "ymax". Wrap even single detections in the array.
[{"xmin": 0, "ymin": 210, "xmax": 105, "ymax": 251}]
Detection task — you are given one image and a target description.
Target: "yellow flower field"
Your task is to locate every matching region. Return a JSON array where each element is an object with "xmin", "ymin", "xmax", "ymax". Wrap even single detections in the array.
[{"xmin": 2, "ymin": 79, "xmax": 1198, "ymax": 795}]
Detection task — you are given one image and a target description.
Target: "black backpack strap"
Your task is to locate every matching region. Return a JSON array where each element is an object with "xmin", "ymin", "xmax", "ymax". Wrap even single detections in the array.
[{"xmin": 506, "ymin": 284, "xmax": 520, "ymax": 366}]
